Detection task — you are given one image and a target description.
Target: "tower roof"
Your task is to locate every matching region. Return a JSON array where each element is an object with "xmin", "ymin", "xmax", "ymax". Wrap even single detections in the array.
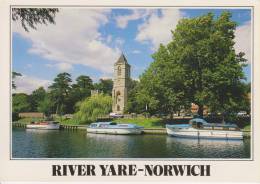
[{"xmin": 115, "ymin": 53, "xmax": 128, "ymax": 65}]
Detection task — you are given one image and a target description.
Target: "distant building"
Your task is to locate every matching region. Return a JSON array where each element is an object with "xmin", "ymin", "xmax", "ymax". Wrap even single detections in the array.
[
  {"xmin": 112, "ymin": 53, "xmax": 131, "ymax": 114},
  {"xmin": 18, "ymin": 112, "xmax": 44, "ymax": 118},
  {"xmin": 191, "ymin": 103, "xmax": 208, "ymax": 115},
  {"xmin": 91, "ymin": 89, "xmax": 102, "ymax": 96}
]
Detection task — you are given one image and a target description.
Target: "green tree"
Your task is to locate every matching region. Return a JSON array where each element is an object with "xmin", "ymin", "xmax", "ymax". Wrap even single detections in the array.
[
  {"xmin": 170, "ymin": 12, "xmax": 247, "ymax": 118},
  {"xmin": 37, "ymin": 93, "xmax": 54, "ymax": 117},
  {"xmin": 93, "ymin": 79, "xmax": 113, "ymax": 96},
  {"xmin": 138, "ymin": 12, "xmax": 248, "ymax": 119},
  {"xmin": 67, "ymin": 75, "xmax": 93, "ymax": 113},
  {"xmin": 12, "ymin": 8, "xmax": 59, "ymax": 32},
  {"xmin": 12, "ymin": 93, "xmax": 31, "ymax": 119},
  {"xmin": 49, "ymin": 72, "xmax": 72, "ymax": 115},
  {"xmin": 75, "ymin": 93, "xmax": 112, "ymax": 124},
  {"xmin": 137, "ymin": 44, "xmax": 189, "ymax": 117},
  {"xmin": 29, "ymin": 87, "xmax": 46, "ymax": 111}
]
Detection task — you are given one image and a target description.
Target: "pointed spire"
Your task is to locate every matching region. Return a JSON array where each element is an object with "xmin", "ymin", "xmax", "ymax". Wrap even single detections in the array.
[{"xmin": 115, "ymin": 53, "xmax": 128, "ymax": 65}]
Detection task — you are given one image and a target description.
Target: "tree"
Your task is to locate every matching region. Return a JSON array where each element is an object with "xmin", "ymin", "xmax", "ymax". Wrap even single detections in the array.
[
  {"xmin": 125, "ymin": 79, "xmax": 140, "ymax": 113},
  {"xmin": 37, "ymin": 93, "xmax": 55, "ymax": 117},
  {"xmin": 12, "ymin": 72, "xmax": 22, "ymax": 89},
  {"xmin": 138, "ymin": 12, "xmax": 248, "ymax": 119},
  {"xmin": 169, "ymin": 12, "xmax": 247, "ymax": 118},
  {"xmin": 93, "ymin": 79, "xmax": 113, "ymax": 96},
  {"xmin": 49, "ymin": 72, "xmax": 72, "ymax": 115},
  {"xmin": 12, "ymin": 93, "xmax": 31, "ymax": 114},
  {"xmin": 12, "ymin": 8, "xmax": 59, "ymax": 32},
  {"xmin": 67, "ymin": 75, "xmax": 93, "ymax": 113},
  {"xmin": 29, "ymin": 87, "xmax": 46, "ymax": 111},
  {"xmin": 75, "ymin": 94, "xmax": 112, "ymax": 124},
  {"xmin": 138, "ymin": 44, "xmax": 190, "ymax": 117}
]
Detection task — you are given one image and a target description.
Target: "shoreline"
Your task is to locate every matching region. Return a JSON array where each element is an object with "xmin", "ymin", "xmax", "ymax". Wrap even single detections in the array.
[{"xmin": 12, "ymin": 122, "xmax": 251, "ymax": 138}]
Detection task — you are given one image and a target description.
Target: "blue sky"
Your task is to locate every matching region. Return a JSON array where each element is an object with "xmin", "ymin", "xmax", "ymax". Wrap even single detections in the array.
[{"xmin": 12, "ymin": 8, "xmax": 252, "ymax": 94}]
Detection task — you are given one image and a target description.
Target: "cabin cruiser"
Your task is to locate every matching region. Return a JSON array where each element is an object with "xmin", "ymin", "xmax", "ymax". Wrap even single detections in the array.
[
  {"xmin": 166, "ymin": 118, "xmax": 243, "ymax": 140},
  {"xmin": 26, "ymin": 121, "xmax": 60, "ymax": 130},
  {"xmin": 87, "ymin": 122, "xmax": 143, "ymax": 135}
]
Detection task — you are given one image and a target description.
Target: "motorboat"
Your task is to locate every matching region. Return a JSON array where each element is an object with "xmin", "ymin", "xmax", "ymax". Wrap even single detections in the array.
[
  {"xmin": 166, "ymin": 118, "xmax": 243, "ymax": 140},
  {"xmin": 26, "ymin": 121, "xmax": 60, "ymax": 130},
  {"xmin": 87, "ymin": 122, "xmax": 143, "ymax": 135}
]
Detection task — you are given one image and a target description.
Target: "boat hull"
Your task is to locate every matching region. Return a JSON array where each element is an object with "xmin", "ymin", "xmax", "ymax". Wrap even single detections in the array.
[
  {"xmin": 166, "ymin": 127, "xmax": 243, "ymax": 140},
  {"xmin": 26, "ymin": 124, "xmax": 60, "ymax": 130},
  {"xmin": 87, "ymin": 127, "xmax": 143, "ymax": 135}
]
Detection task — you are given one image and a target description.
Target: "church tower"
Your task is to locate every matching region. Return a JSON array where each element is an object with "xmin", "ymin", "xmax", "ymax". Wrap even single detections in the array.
[{"xmin": 112, "ymin": 53, "xmax": 130, "ymax": 114}]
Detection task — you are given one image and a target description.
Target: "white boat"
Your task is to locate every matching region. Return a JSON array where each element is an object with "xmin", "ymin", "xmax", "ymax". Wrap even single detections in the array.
[
  {"xmin": 26, "ymin": 121, "xmax": 60, "ymax": 130},
  {"xmin": 87, "ymin": 122, "xmax": 143, "ymax": 135},
  {"xmin": 166, "ymin": 118, "xmax": 243, "ymax": 140}
]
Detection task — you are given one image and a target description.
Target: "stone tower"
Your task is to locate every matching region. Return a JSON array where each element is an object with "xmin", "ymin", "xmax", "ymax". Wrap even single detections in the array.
[{"xmin": 112, "ymin": 53, "xmax": 131, "ymax": 114}]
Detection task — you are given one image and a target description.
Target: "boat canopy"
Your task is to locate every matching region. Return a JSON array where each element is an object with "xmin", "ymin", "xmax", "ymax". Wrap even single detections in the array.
[{"xmin": 189, "ymin": 118, "xmax": 209, "ymax": 125}]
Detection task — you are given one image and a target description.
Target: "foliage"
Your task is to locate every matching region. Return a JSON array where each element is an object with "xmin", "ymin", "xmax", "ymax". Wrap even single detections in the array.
[
  {"xmin": 137, "ymin": 12, "xmax": 248, "ymax": 118},
  {"xmin": 12, "ymin": 93, "xmax": 31, "ymax": 114},
  {"xmin": 48, "ymin": 72, "xmax": 72, "ymax": 115},
  {"xmin": 93, "ymin": 79, "xmax": 113, "ymax": 96},
  {"xmin": 30, "ymin": 87, "xmax": 46, "ymax": 112},
  {"xmin": 67, "ymin": 75, "xmax": 93, "ymax": 112},
  {"xmin": 125, "ymin": 79, "xmax": 141, "ymax": 113},
  {"xmin": 12, "ymin": 8, "xmax": 59, "ymax": 31},
  {"xmin": 75, "ymin": 94, "xmax": 112, "ymax": 124},
  {"xmin": 37, "ymin": 94, "xmax": 55, "ymax": 117}
]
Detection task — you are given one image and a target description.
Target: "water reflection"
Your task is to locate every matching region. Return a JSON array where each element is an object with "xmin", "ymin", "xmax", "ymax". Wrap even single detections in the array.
[
  {"xmin": 166, "ymin": 136, "xmax": 249, "ymax": 158},
  {"xmin": 12, "ymin": 128, "xmax": 250, "ymax": 158}
]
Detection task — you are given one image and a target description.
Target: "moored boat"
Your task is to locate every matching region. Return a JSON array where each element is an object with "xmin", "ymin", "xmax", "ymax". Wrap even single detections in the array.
[
  {"xmin": 87, "ymin": 122, "xmax": 143, "ymax": 135},
  {"xmin": 166, "ymin": 118, "xmax": 243, "ymax": 140},
  {"xmin": 26, "ymin": 121, "xmax": 60, "ymax": 130}
]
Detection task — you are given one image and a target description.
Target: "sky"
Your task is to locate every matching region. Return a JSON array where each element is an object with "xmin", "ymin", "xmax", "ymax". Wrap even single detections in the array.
[{"xmin": 12, "ymin": 8, "xmax": 252, "ymax": 94}]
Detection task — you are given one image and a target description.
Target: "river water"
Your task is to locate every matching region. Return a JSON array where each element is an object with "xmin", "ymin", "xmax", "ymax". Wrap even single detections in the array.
[{"xmin": 12, "ymin": 128, "xmax": 250, "ymax": 159}]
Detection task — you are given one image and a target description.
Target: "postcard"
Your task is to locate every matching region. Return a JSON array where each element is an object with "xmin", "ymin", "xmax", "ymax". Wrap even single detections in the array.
[{"xmin": 0, "ymin": 0, "xmax": 259, "ymax": 182}]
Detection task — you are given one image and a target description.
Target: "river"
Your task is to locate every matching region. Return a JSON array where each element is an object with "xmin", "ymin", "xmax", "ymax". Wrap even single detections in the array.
[{"xmin": 12, "ymin": 127, "xmax": 250, "ymax": 159}]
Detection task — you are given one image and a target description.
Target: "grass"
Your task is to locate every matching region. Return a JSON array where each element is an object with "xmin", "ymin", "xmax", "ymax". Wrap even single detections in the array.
[
  {"xmin": 242, "ymin": 124, "xmax": 251, "ymax": 131},
  {"xmin": 113, "ymin": 117, "xmax": 164, "ymax": 128},
  {"xmin": 59, "ymin": 118, "xmax": 81, "ymax": 125}
]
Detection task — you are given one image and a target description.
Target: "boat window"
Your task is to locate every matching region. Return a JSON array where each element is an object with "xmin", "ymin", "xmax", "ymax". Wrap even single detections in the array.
[
  {"xmin": 110, "ymin": 122, "xmax": 117, "ymax": 125},
  {"xmin": 90, "ymin": 124, "xmax": 97, "ymax": 127}
]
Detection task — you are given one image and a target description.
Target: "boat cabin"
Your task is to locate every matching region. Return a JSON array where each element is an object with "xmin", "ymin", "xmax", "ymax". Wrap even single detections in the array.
[{"xmin": 189, "ymin": 118, "xmax": 240, "ymax": 131}]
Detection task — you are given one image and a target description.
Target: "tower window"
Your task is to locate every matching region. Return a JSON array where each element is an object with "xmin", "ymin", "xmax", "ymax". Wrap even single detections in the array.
[{"xmin": 118, "ymin": 66, "xmax": 121, "ymax": 76}]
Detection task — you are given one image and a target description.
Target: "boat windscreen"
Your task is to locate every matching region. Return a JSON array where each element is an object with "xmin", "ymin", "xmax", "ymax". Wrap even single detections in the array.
[{"xmin": 109, "ymin": 122, "xmax": 117, "ymax": 125}]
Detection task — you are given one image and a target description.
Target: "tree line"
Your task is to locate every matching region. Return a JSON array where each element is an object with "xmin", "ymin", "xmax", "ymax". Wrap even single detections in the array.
[{"xmin": 12, "ymin": 72, "xmax": 113, "ymax": 120}]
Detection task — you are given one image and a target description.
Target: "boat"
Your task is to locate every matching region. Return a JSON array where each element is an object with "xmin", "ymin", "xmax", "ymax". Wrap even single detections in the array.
[
  {"xmin": 26, "ymin": 121, "xmax": 60, "ymax": 130},
  {"xmin": 166, "ymin": 118, "xmax": 243, "ymax": 140},
  {"xmin": 87, "ymin": 122, "xmax": 143, "ymax": 135}
]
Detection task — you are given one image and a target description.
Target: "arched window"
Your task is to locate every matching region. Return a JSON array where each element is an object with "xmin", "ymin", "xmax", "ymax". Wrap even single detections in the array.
[
  {"xmin": 117, "ymin": 105, "xmax": 120, "ymax": 111},
  {"xmin": 118, "ymin": 66, "xmax": 121, "ymax": 76}
]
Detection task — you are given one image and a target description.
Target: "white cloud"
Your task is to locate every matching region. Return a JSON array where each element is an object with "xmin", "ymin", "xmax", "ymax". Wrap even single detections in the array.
[
  {"xmin": 132, "ymin": 50, "xmax": 141, "ymax": 54},
  {"xmin": 136, "ymin": 9, "xmax": 183, "ymax": 50},
  {"xmin": 14, "ymin": 75, "xmax": 52, "ymax": 94},
  {"xmin": 115, "ymin": 37, "xmax": 125, "ymax": 48},
  {"xmin": 24, "ymin": 64, "xmax": 32, "ymax": 69},
  {"xmin": 234, "ymin": 21, "xmax": 251, "ymax": 64},
  {"xmin": 115, "ymin": 9, "xmax": 152, "ymax": 29},
  {"xmin": 45, "ymin": 62, "xmax": 73, "ymax": 71},
  {"xmin": 13, "ymin": 9, "xmax": 120, "ymax": 74}
]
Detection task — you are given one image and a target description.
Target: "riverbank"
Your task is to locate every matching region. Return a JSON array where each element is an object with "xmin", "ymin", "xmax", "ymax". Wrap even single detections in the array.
[{"xmin": 12, "ymin": 122, "xmax": 251, "ymax": 138}]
